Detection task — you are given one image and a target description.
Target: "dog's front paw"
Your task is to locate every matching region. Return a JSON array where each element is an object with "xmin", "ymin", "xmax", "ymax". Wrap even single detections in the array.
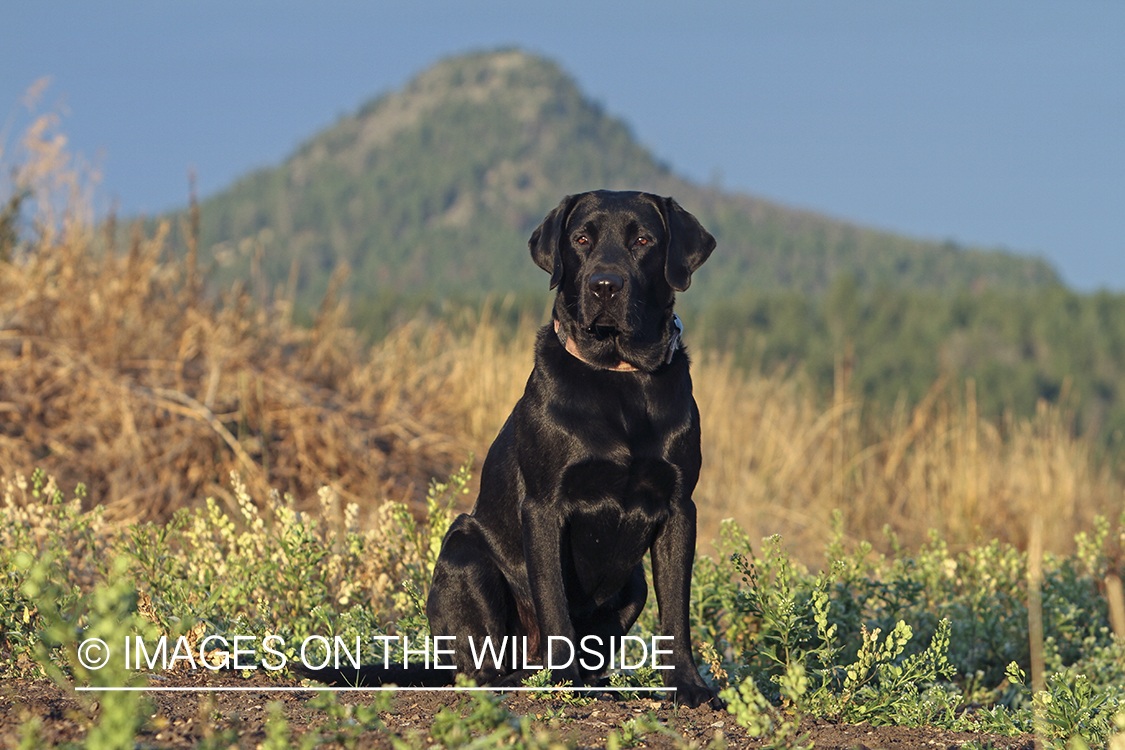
[{"xmin": 670, "ymin": 681, "xmax": 724, "ymax": 710}]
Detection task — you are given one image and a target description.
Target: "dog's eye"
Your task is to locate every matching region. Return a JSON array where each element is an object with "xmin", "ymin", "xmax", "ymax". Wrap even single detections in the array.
[
  {"xmin": 575, "ymin": 236, "xmax": 589, "ymax": 246},
  {"xmin": 633, "ymin": 237, "xmax": 650, "ymax": 248}
]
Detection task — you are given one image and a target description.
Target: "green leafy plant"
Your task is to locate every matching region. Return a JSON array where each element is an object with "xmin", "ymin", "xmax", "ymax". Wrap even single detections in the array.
[
  {"xmin": 607, "ymin": 664, "xmax": 663, "ymax": 701},
  {"xmin": 18, "ymin": 551, "xmax": 156, "ymax": 750},
  {"xmin": 301, "ymin": 691, "xmax": 394, "ymax": 749},
  {"xmin": 520, "ymin": 668, "xmax": 593, "ymax": 706},
  {"xmin": 720, "ymin": 663, "xmax": 812, "ymax": 750}
]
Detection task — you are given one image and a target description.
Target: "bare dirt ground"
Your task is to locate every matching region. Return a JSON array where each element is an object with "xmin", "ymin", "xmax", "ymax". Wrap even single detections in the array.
[{"xmin": 0, "ymin": 673, "xmax": 1036, "ymax": 749}]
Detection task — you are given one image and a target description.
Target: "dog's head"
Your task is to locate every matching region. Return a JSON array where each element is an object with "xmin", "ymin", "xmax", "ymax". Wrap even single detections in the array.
[{"xmin": 529, "ymin": 190, "xmax": 715, "ymax": 371}]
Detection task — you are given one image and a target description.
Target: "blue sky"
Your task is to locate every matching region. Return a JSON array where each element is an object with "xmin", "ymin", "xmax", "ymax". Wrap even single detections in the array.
[{"xmin": 3, "ymin": 1, "xmax": 1122, "ymax": 290}]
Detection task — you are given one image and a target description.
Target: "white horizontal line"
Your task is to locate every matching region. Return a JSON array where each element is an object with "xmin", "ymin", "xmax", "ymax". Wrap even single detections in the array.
[{"xmin": 76, "ymin": 686, "xmax": 674, "ymax": 693}]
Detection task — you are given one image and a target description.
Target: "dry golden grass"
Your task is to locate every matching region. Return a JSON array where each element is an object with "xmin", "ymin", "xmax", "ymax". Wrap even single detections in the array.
[
  {"xmin": 692, "ymin": 360, "xmax": 1121, "ymax": 557},
  {"xmin": 0, "ymin": 223, "xmax": 477, "ymax": 520},
  {"xmin": 0, "ymin": 113, "xmax": 477, "ymax": 522},
  {"xmin": 401, "ymin": 317, "xmax": 1123, "ymax": 560},
  {"xmin": 2, "ymin": 111, "xmax": 1121, "ymax": 561}
]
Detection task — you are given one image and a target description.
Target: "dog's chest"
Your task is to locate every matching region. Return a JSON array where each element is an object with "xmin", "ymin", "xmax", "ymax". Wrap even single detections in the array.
[
  {"xmin": 566, "ymin": 505, "xmax": 654, "ymax": 603},
  {"xmin": 558, "ymin": 381, "xmax": 686, "ymax": 458},
  {"xmin": 567, "ymin": 497, "xmax": 659, "ymax": 559},
  {"xmin": 560, "ymin": 456, "xmax": 674, "ymax": 598}
]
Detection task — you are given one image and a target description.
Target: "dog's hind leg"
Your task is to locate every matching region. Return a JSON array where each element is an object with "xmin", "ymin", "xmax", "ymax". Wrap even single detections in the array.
[{"xmin": 427, "ymin": 514, "xmax": 523, "ymax": 685}]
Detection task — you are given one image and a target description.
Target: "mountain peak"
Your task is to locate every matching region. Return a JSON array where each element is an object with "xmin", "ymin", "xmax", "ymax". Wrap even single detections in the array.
[
  {"xmin": 305, "ymin": 49, "xmax": 578, "ymax": 171},
  {"xmin": 397, "ymin": 48, "xmax": 566, "ymax": 107},
  {"xmin": 194, "ymin": 48, "xmax": 1059, "ymax": 314}
]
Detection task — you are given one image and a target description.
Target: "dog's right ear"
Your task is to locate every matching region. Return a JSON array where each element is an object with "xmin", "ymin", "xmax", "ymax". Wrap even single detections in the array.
[{"xmin": 529, "ymin": 195, "xmax": 577, "ymax": 290}]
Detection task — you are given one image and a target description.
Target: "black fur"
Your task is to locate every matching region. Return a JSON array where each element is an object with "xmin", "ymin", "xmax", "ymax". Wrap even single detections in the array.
[{"xmin": 297, "ymin": 191, "xmax": 720, "ymax": 708}]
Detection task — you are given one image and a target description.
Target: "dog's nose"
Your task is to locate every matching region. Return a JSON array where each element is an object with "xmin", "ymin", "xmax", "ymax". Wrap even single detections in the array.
[{"xmin": 588, "ymin": 273, "xmax": 624, "ymax": 298}]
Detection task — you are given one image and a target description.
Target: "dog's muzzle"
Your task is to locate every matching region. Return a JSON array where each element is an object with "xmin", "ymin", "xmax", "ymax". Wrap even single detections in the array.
[{"xmin": 554, "ymin": 313, "xmax": 683, "ymax": 371}]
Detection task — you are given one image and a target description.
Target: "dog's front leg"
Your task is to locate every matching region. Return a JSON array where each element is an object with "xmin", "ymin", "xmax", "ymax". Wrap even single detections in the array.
[
  {"xmin": 651, "ymin": 501, "xmax": 722, "ymax": 709},
  {"xmin": 520, "ymin": 498, "xmax": 583, "ymax": 687}
]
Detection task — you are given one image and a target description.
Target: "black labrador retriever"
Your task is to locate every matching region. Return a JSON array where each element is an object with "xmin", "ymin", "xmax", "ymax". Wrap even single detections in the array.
[{"xmin": 300, "ymin": 190, "xmax": 720, "ymax": 708}]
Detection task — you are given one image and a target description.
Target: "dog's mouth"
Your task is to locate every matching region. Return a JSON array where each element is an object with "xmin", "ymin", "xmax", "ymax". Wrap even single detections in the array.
[{"xmin": 587, "ymin": 323, "xmax": 621, "ymax": 341}]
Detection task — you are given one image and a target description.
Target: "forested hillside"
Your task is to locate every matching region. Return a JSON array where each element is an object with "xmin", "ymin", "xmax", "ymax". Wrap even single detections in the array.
[{"xmin": 688, "ymin": 279, "xmax": 1125, "ymax": 450}]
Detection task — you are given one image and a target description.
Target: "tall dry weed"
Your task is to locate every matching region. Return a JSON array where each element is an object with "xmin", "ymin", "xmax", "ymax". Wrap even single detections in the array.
[
  {"xmin": 690, "ymin": 356, "xmax": 1120, "ymax": 558},
  {"xmin": 369, "ymin": 312, "xmax": 1123, "ymax": 559},
  {"xmin": 0, "ymin": 114, "xmax": 471, "ymax": 521}
]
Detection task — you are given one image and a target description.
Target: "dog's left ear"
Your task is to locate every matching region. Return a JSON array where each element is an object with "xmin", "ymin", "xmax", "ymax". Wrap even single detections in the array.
[
  {"xmin": 529, "ymin": 195, "xmax": 577, "ymax": 290},
  {"xmin": 662, "ymin": 197, "xmax": 716, "ymax": 292}
]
